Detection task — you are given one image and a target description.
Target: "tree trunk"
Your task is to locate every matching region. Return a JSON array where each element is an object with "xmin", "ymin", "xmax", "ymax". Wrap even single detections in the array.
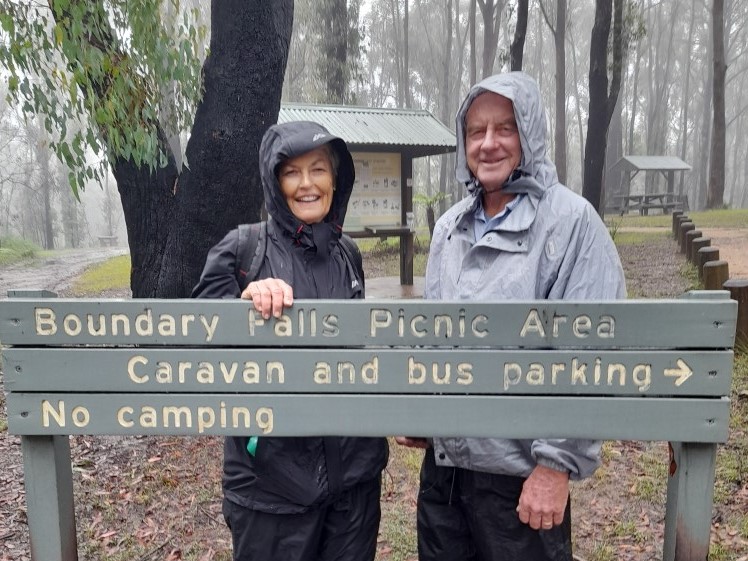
[
  {"xmin": 469, "ymin": 0, "xmax": 477, "ymax": 85},
  {"xmin": 155, "ymin": 2, "xmax": 293, "ymax": 297},
  {"xmin": 479, "ymin": 0, "xmax": 504, "ymax": 78},
  {"xmin": 678, "ymin": 0, "xmax": 697, "ymax": 197},
  {"xmin": 554, "ymin": 0, "xmax": 567, "ymax": 184},
  {"xmin": 569, "ymin": 15, "xmax": 585, "ymax": 186},
  {"xmin": 707, "ymin": 0, "xmax": 726, "ymax": 209},
  {"xmin": 510, "ymin": 0, "xmax": 528, "ymax": 71},
  {"xmin": 320, "ymin": 0, "xmax": 348, "ymax": 103},
  {"xmin": 582, "ymin": 0, "xmax": 623, "ymax": 212}
]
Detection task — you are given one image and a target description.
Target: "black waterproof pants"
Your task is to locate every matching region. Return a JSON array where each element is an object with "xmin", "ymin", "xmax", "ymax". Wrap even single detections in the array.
[
  {"xmin": 417, "ymin": 448, "xmax": 573, "ymax": 561},
  {"xmin": 222, "ymin": 477, "xmax": 381, "ymax": 561}
]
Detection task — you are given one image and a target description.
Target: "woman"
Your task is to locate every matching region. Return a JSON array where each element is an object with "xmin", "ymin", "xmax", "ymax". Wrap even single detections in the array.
[{"xmin": 192, "ymin": 121, "xmax": 388, "ymax": 561}]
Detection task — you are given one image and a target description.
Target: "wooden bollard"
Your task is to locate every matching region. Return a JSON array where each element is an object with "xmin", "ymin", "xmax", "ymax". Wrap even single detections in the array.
[
  {"xmin": 689, "ymin": 237, "xmax": 711, "ymax": 264},
  {"xmin": 697, "ymin": 247, "xmax": 720, "ymax": 280},
  {"xmin": 703, "ymin": 260, "xmax": 729, "ymax": 291},
  {"xmin": 674, "ymin": 215, "xmax": 690, "ymax": 240},
  {"xmin": 672, "ymin": 211, "xmax": 685, "ymax": 236},
  {"xmin": 678, "ymin": 222, "xmax": 695, "ymax": 253},
  {"xmin": 724, "ymin": 279, "xmax": 748, "ymax": 347},
  {"xmin": 683, "ymin": 230, "xmax": 702, "ymax": 256}
]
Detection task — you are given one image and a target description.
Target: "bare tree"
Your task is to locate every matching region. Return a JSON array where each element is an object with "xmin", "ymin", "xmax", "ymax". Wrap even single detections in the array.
[
  {"xmin": 539, "ymin": 0, "xmax": 568, "ymax": 184},
  {"xmin": 477, "ymin": 0, "xmax": 506, "ymax": 78},
  {"xmin": 510, "ymin": 0, "xmax": 529, "ymax": 71},
  {"xmin": 707, "ymin": 0, "xmax": 726, "ymax": 208}
]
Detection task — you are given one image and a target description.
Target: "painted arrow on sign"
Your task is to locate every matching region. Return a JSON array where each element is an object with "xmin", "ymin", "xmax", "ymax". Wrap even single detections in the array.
[{"xmin": 664, "ymin": 359, "xmax": 693, "ymax": 386}]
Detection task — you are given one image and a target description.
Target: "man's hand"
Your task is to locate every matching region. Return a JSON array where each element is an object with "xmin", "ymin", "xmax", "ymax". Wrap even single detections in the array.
[
  {"xmin": 394, "ymin": 437, "xmax": 430, "ymax": 449},
  {"xmin": 241, "ymin": 278, "xmax": 293, "ymax": 319},
  {"xmin": 516, "ymin": 464, "xmax": 569, "ymax": 530}
]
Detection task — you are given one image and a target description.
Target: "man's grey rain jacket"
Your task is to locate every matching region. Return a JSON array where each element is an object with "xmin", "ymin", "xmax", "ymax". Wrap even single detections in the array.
[
  {"xmin": 426, "ymin": 72, "xmax": 627, "ymax": 480},
  {"xmin": 192, "ymin": 121, "xmax": 388, "ymax": 513}
]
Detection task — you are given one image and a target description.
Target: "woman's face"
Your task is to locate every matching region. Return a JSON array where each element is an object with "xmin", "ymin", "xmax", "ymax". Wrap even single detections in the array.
[{"xmin": 278, "ymin": 147, "xmax": 335, "ymax": 224}]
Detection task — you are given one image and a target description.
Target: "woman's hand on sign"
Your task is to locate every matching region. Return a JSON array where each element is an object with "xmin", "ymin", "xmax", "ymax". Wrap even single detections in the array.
[
  {"xmin": 242, "ymin": 278, "xmax": 294, "ymax": 320},
  {"xmin": 395, "ymin": 437, "xmax": 431, "ymax": 449}
]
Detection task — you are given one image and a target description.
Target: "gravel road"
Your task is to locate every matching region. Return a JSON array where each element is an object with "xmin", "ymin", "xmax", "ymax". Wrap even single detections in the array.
[{"xmin": 0, "ymin": 247, "xmax": 129, "ymax": 298}]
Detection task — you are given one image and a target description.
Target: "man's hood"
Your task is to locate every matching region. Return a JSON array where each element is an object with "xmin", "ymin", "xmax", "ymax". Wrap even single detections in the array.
[
  {"xmin": 455, "ymin": 71, "xmax": 558, "ymax": 198},
  {"xmin": 259, "ymin": 121, "xmax": 355, "ymax": 241}
]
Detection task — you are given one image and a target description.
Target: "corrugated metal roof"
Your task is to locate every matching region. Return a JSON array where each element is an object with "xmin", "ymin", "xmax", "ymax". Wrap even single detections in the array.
[
  {"xmin": 612, "ymin": 155, "xmax": 692, "ymax": 172},
  {"xmin": 279, "ymin": 103, "xmax": 455, "ymax": 156}
]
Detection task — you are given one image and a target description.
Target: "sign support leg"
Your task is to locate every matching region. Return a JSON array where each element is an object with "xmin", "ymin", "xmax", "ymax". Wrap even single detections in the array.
[
  {"xmin": 663, "ymin": 442, "xmax": 717, "ymax": 561},
  {"xmin": 21, "ymin": 435, "xmax": 78, "ymax": 561}
]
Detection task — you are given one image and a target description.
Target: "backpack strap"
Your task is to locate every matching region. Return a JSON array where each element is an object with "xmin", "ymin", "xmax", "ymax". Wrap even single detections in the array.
[
  {"xmin": 339, "ymin": 234, "xmax": 365, "ymax": 293},
  {"xmin": 235, "ymin": 222, "xmax": 267, "ymax": 290}
]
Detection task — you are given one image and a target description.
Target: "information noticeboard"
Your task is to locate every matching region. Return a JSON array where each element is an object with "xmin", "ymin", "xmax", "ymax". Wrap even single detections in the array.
[{"xmin": 344, "ymin": 152, "xmax": 402, "ymax": 230}]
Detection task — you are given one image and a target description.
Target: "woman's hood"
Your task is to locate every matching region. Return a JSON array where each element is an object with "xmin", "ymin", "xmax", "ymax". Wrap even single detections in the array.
[
  {"xmin": 454, "ymin": 72, "xmax": 558, "ymax": 198},
  {"xmin": 259, "ymin": 121, "xmax": 355, "ymax": 240}
]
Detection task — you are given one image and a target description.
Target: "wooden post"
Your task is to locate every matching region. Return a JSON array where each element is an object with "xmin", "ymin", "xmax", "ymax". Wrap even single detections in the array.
[
  {"xmin": 697, "ymin": 247, "xmax": 720, "ymax": 281},
  {"xmin": 22, "ymin": 436, "xmax": 79, "ymax": 561},
  {"xmin": 703, "ymin": 260, "xmax": 729, "ymax": 291},
  {"xmin": 678, "ymin": 222, "xmax": 695, "ymax": 253},
  {"xmin": 672, "ymin": 210, "xmax": 684, "ymax": 236},
  {"xmin": 688, "ymin": 237, "xmax": 710, "ymax": 265},
  {"xmin": 723, "ymin": 279, "xmax": 748, "ymax": 347},
  {"xmin": 683, "ymin": 230, "xmax": 702, "ymax": 256},
  {"xmin": 674, "ymin": 215, "xmax": 690, "ymax": 239},
  {"xmin": 663, "ymin": 442, "xmax": 718, "ymax": 561},
  {"xmin": 400, "ymin": 153, "xmax": 414, "ymax": 285},
  {"xmin": 8, "ymin": 290, "xmax": 78, "ymax": 561}
]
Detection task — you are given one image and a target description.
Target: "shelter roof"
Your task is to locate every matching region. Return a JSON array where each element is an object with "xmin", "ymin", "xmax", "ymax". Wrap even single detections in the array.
[
  {"xmin": 279, "ymin": 103, "xmax": 456, "ymax": 158},
  {"xmin": 612, "ymin": 155, "xmax": 692, "ymax": 172}
]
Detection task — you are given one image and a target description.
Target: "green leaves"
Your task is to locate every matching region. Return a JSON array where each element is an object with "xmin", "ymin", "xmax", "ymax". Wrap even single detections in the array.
[{"xmin": 0, "ymin": 0, "xmax": 206, "ymax": 194}]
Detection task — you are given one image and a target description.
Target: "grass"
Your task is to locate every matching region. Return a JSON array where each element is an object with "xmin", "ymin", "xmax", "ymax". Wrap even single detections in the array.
[
  {"xmin": 609, "ymin": 229, "xmax": 670, "ymax": 245},
  {"xmin": 605, "ymin": 208, "xmax": 748, "ymax": 229},
  {"xmin": 69, "ymin": 254, "xmax": 131, "ymax": 296},
  {"xmin": 0, "ymin": 236, "xmax": 41, "ymax": 266}
]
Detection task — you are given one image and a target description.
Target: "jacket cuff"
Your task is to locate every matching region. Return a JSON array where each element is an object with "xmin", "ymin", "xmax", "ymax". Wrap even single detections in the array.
[{"xmin": 535, "ymin": 456, "xmax": 571, "ymax": 474}]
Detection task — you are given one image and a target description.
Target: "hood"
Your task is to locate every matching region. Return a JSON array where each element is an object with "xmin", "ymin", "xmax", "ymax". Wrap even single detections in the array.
[
  {"xmin": 259, "ymin": 121, "xmax": 355, "ymax": 243},
  {"xmin": 455, "ymin": 71, "xmax": 558, "ymax": 198}
]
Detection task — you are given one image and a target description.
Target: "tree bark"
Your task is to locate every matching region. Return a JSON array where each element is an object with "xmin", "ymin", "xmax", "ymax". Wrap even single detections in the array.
[
  {"xmin": 707, "ymin": 0, "xmax": 726, "ymax": 209},
  {"xmin": 478, "ymin": 0, "xmax": 504, "ymax": 78},
  {"xmin": 582, "ymin": 0, "xmax": 623, "ymax": 212},
  {"xmin": 469, "ymin": 0, "xmax": 477, "ymax": 85},
  {"xmin": 156, "ymin": 1, "xmax": 293, "ymax": 297},
  {"xmin": 510, "ymin": 0, "xmax": 528, "ymax": 71},
  {"xmin": 320, "ymin": 0, "xmax": 348, "ymax": 103}
]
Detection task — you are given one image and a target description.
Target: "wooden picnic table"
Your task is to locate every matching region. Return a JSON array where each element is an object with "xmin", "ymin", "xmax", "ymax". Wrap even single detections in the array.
[{"xmin": 614, "ymin": 192, "xmax": 683, "ymax": 216}]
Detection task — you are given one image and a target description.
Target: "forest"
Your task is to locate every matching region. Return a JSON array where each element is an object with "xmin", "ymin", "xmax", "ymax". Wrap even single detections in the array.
[{"xmin": 0, "ymin": 0, "xmax": 746, "ymax": 296}]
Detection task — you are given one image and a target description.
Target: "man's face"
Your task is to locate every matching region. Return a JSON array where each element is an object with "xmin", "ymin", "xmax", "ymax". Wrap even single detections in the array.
[
  {"xmin": 278, "ymin": 146, "xmax": 335, "ymax": 224},
  {"xmin": 464, "ymin": 92, "xmax": 522, "ymax": 192}
]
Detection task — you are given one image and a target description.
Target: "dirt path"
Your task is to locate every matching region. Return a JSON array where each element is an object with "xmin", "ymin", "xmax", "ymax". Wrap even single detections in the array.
[
  {"xmin": 699, "ymin": 228, "xmax": 748, "ymax": 279},
  {"xmin": 0, "ymin": 247, "xmax": 129, "ymax": 298}
]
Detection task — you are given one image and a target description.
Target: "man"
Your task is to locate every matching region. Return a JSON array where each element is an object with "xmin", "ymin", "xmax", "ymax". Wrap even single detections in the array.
[{"xmin": 397, "ymin": 72, "xmax": 626, "ymax": 560}]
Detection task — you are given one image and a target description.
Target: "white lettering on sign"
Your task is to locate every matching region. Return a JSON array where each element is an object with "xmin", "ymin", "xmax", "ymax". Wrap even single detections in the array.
[
  {"xmin": 519, "ymin": 310, "xmax": 615, "ymax": 340},
  {"xmin": 247, "ymin": 309, "xmax": 339, "ymax": 337},
  {"xmin": 41, "ymin": 400, "xmax": 91, "ymax": 428},
  {"xmin": 369, "ymin": 308, "xmax": 488, "ymax": 338},
  {"xmin": 127, "ymin": 355, "xmax": 285, "ymax": 385},
  {"xmin": 407, "ymin": 357, "xmax": 474, "ymax": 385},
  {"xmin": 114, "ymin": 402, "xmax": 274, "ymax": 434},
  {"xmin": 503, "ymin": 359, "xmax": 652, "ymax": 392},
  {"xmin": 313, "ymin": 357, "xmax": 379, "ymax": 384},
  {"xmin": 34, "ymin": 308, "xmax": 220, "ymax": 342}
]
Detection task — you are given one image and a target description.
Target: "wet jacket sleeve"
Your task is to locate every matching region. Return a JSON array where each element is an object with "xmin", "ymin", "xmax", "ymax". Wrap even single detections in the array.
[
  {"xmin": 191, "ymin": 229, "xmax": 242, "ymax": 299},
  {"xmin": 533, "ymin": 205, "xmax": 626, "ymax": 479}
]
